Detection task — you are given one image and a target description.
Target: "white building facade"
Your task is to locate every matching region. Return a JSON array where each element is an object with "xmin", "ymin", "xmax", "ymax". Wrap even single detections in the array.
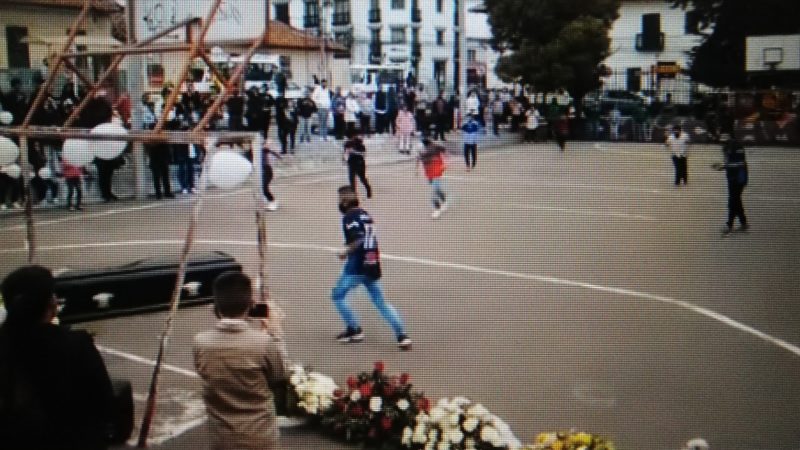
[
  {"xmin": 604, "ymin": 0, "xmax": 705, "ymax": 101},
  {"xmin": 273, "ymin": 0, "xmax": 504, "ymax": 95}
]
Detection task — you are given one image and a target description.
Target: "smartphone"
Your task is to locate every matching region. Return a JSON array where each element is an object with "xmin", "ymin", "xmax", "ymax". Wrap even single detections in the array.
[{"xmin": 249, "ymin": 303, "xmax": 269, "ymax": 318}]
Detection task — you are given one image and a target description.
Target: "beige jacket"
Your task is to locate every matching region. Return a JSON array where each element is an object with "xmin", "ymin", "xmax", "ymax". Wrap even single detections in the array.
[{"xmin": 193, "ymin": 318, "xmax": 289, "ymax": 450}]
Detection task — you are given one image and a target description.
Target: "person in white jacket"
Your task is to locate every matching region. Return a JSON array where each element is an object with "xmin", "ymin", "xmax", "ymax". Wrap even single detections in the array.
[
  {"xmin": 344, "ymin": 91, "xmax": 361, "ymax": 137},
  {"xmin": 311, "ymin": 79, "xmax": 332, "ymax": 141}
]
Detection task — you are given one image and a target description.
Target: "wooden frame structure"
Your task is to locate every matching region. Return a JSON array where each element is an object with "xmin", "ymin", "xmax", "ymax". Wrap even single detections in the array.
[{"xmin": 0, "ymin": 0, "xmax": 279, "ymax": 447}]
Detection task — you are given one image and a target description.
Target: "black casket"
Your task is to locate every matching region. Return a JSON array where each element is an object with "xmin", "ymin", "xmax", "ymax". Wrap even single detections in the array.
[{"xmin": 55, "ymin": 251, "xmax": 242, "ymax": 324}]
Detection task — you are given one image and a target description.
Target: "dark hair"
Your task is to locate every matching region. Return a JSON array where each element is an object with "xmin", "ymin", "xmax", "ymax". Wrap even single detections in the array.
[
  {"xmin": 422, "ymin": 138, "xmax": 432, "ymax": 147},
  {"xmin": 1, "ymin": 265, "xmax": 55, "ymax": 328},
  {"xmin": 212, "ymin": 271, "xmax": 252, "ymax": 318},
  {"xmin": 338, "ymin": 185, "xmax": 359, "ymax": 208}
]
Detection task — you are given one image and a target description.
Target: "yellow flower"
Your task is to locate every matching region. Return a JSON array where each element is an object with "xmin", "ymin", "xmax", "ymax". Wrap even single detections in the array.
[{"xmin": 568, "ymin": 432, "xmax": 593, "ymax": 447}]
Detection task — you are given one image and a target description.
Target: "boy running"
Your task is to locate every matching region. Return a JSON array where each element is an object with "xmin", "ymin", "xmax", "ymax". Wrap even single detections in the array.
[
  {"xmin": 417, "ymin": 139, "xmax": 449, "ymax": 219},
  {"xmin": 343, "ymin": 130, "xmax": 372, "ymax": 198}
]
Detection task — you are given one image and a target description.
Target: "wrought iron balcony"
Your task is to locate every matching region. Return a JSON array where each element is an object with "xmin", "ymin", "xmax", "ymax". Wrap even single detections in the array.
[
  {"xmin": 635, "ymin": 32, "xmax": 665, "ymax": 52},
  {"xmin": 331, "ymin": 11, "xmax": 351, "ymax": 27},
  {"xmin": 411, "ymin": 42, "xmax": 422, "ymax": 57},
  {"xmin": 411, "ymin": 8, "xmax": 422, "ymax": 23}
]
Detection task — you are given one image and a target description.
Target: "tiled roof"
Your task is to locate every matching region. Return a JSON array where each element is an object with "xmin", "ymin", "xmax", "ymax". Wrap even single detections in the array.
[{"xmin": 111, "ymin": 16, "xmax": 347, "ymax": 52}]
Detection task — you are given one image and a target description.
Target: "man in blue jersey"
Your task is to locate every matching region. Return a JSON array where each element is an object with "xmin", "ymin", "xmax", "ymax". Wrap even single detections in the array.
[
  {"xmin": 461, "ymin": 114, "xmax": 482, "ymax": 171},
  {"xmin": 332, "ymin": 185, "xmax": 412, "ymax": 350}
]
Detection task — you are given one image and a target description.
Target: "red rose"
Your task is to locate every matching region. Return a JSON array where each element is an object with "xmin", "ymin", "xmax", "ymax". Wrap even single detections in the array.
[
  {"xmin": 347, "ymin": 376, "xmax": 358, "ymax": 389},
  {"xmin": 417, "ymin": 397, "xmax": 430, "ymax": 413},
  {"xmin": 399, "ymin": 373, "xmax": 410, "ymax": 385},
  {"xmin": 381, "ymin": 416, "xmax": 393, "ymax": 430},
  {"xmin": 359, "ymin": 382, "xmax": 373, "ymax": 397},
  {"xmin": 335, "ymin": 399, "xmax": 347, "ymax": 411},
  {"xmin": 374, "ymin": 361, "xmax": 385, "ymax": 373},
  {"xmin": 333, "ymin": 388, "xmax": 343, "ymax": 398},
  {"xmin": 350, "ymin": 405, "xmax": 364, "ymax": 417}
]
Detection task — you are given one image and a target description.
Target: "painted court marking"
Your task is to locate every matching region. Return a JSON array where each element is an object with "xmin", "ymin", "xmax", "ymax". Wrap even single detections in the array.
[{"xmin": 5, "ymin": 239, "xmax": 799, "ymax": 359}]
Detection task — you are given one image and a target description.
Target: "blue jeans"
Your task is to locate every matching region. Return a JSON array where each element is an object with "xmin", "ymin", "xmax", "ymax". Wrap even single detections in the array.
[
  {"xmin": 430, "ymin": 178, "xmax": 447, "ymax": 209},
  {"xmin": 331, "ymin": 270, "xmax": 405, "ymax": 338},
  {"xmin": 317, "ymin": 108, "xmax": 329, "ymax": 139},
  {"xmin": 298, "ymin": 116, "xmax": 311, "ymax": 142}
]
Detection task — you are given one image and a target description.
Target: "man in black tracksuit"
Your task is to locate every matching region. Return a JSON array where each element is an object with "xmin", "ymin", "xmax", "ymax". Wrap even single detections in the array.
[{"xmin": 343, "ymin": 131, "xmax": 372, "ymax": 199}]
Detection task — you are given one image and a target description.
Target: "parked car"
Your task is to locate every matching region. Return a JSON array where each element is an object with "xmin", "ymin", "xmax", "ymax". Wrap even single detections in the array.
[{"xmin": 584, "ymin": 90, "xmax": 646, "ymax": 115}]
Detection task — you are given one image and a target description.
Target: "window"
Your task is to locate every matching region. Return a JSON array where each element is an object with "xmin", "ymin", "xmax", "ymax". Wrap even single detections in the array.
[
  {"xmin": 436, "ymin": 29, "xmax": 445, "ymax": 46},
  {"xmin": 391, "ymin": 0, "xmax": 405, "ymax": 9},
  {"xmin": 467, "ymin": 49, "xmax": 477, "ymax": 62},
  {"xmin": 436, "ymin": 0, "xmax": 444, "ymax": 13},
  {"xmin": 390, "ymin": 27, "xmax": 406, "ymax": 44},
  {"xmin": 5, "ymin": 26, "xmax": 30, "ymax": 68},
  {"xmin": 371, "ymin": 29, "xmax": 381, "ymax": 44},
  {"xmin": 685, "ymin": 10, "xmax": 700, "ymax": 34},
  {"xmin": 304, "ymin": 0, "xmax": 320, "ymax": 28},
  {"xmin": 370, "ymin": 0, "xmax": 379, "ymax": 8},
  {"xmin": 332, "ymin": 0, "xmax": 351, "ymax": 25},
  {"xmin": 274, "ymin": 3, "xmax": 290, "ymax": 24}
]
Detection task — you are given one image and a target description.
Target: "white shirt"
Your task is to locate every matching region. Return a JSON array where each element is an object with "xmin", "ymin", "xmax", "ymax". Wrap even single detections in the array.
[
  {"xmin": 666, "ymin": 131, "xmax": 690, "ymax": 157},
  {"xmin": 526, "ymin": 108, "xmax": 540, "ymax": 129},
  {"xmin": 312, "ymin": 86, "xmax": 332, "ymax": 109},
  {"xmin": 345, "ymin": 97, "xmax": 361, "ymax": 123},
  {"xmin": 466, "ymin": 95, "xmax": 480, "ymax": 115}
]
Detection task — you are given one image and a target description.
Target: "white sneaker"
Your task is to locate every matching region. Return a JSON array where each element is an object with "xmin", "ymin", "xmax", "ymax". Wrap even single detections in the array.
[
  {"xmin": 181, "ymin": 189, "xmax": 189, "ymax": 194},
  {"xmin": 431, "ymin": 208, "xmax": 442, "ymax": 219},
  {"xmin": 440, "ymin": 201, "xmax": 449, "ymax": 213},
  {"xmin": 13, "ymin": 202, "xmax": 22, "ymax": 209},
  {"xmin": 1, "ymin": 204, "xmax": 7, "ymax": 210},
  {"xmin": 266, "ymin": 201, "xmax": 279, "ymax": 211}
]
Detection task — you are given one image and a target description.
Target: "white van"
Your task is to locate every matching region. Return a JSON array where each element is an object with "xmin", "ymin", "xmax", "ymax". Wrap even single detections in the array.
[
  {"xmin": 189, "ymin": 52, "xmax": 304, "ymax": 99},
  {"xmin": 349, "ymin": 64, "xmax": 407, "ymax": 95}
]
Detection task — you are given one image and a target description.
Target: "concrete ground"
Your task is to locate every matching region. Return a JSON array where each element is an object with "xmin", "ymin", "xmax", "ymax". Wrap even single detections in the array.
[{"xmin": 1, "ymin": 137, "xmax": 799, "ymax": 450}]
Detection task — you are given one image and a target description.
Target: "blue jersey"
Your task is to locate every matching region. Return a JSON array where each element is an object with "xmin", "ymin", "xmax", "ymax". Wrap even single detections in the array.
[
  {"xmin": 461, "ymin": 119, "xmax": 482, "ymax": 145},
  {"xmin": 342, "ymin": 208, "xmax": 381, "ymax": 278}
]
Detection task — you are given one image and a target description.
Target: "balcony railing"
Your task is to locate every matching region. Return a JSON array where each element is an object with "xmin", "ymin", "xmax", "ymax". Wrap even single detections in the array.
[
  {"xmin": 368, "ymin": 8, "xmax": 381, "ymax": 23},
  {"xmin": 635, "ymin": 32, "xmax": 665, "ymax": 52},
  {"xmin": 411, "ymin": 8, "xmax": 422, "ymax": 23},
  {"xmin": 411, "ymin": 42, "xmax": 421, "ymax": 57},
  {"xmin": 331, "ymin": 12, "xmax": 352, "ymax": 27},
  {"xmin": 303, "ymin": 15, "xmax": 320, "ymax": 29}
]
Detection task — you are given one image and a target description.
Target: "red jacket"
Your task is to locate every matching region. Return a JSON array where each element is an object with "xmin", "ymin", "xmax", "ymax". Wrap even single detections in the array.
[{"xmin": 62, "ymin": 162, "xmax": 82, "ymax": 180}]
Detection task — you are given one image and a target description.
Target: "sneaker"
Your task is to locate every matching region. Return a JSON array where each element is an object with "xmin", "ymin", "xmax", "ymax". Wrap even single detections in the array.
[
  {"xmin": 266, "ymin": 201, "xmax": 278, "ymax": 211},
  {"xmin": 181, "ymin": 189, "xmax": 189, "ymax": 194},
  {"xmin": 431, "ymin": 208, "xmax": 442, "ymax": 219},
  {"xmin": 440, "ymin": 201, "xmax": 449, "ymax": 213},
  {"xmin": 336, "ymin": 327, "xmax": 365, "ymax": 344},
  {"xmin": 12, "ymin": 202, "xmax": 22, "ymax": 209},
  {"xmin": 397, "ymin": 334, "xmax": 412, "ymax": 351},
  {"xmin": 721, "ymin": 225, "xmax": 733, "ymax": 236},
  {"xmin": 740, "ymin": 223, "xmax": 750, "ymax": 233}
]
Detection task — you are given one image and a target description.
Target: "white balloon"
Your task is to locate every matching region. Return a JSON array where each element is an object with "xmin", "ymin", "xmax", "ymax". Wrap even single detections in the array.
[
  {"xmin": 0, "ymin": 111, "xmax": 13, "ymax": 125},
  {"xmin": 38, "ymin": 167, "xmax": 52, "ymax": 180},
  {"xmin": 62, "ymin": 139, "xmax": 94, "ymax": 166},
  {"xmin": 0, "ymin": 136, "xmax": 20, "ymax": 165},
  {"xmin": 1, "ymin": 164, "xmax": 21, "ymax": 179},
  {"xmin": 90, "ymin": 122, "xmax": 128, "ymax": 160},
  {"xmin": 208, "ymin": 150, "xmax": 253, "ymax": 190}
]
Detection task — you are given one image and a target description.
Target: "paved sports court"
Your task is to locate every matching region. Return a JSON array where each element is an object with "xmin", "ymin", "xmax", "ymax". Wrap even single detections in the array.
[{"xmin": 1, "ymin": 140, "xmax": 799, "ymax": 449}]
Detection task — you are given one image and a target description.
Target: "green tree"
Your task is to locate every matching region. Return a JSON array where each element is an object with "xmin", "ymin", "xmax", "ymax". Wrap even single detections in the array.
[
  {"xmin": 485, "ymin": 0, "xmax": 620, "ymax": 110},
  {"xmin": 670, "ymin": 0, "xmax": 800, "ymax": 87}
]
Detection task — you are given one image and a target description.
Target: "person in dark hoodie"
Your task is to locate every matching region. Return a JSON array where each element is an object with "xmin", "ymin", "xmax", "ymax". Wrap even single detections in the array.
[{"xmin": 343, "ymin": 129, "xmax": 372, "ymax": 199}]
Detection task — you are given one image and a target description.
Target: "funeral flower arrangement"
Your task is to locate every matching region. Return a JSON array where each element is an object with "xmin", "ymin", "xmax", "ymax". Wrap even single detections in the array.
[
  {"xmin": 285, "ymin": 362, "xmax": 614, "ymax": 450},
  {"xmin": 317, "ymin": 361, "xmax": 430, "ymax": 447}
]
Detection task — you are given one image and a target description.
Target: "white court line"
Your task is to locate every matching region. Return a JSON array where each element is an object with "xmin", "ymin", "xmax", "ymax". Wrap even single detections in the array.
[
  {"xmin": 510, "ymin": 204, "xmax": 656, "ymax": 221},
  {"xmin": 97, "ymin": 345, "xmax": 199, "ymax": 379},
  {"xmin": 8, "ymin": 239, "xmax": 800, "ymax": 359}
]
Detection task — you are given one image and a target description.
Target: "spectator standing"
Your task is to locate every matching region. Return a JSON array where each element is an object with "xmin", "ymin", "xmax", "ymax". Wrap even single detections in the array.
[
  {"xmin": 332, "ymin": 185, "xmax": 412, "ymax": 349},
  {"xmin": 432, "ymin": 93, "xmax": 449, "ymax": 141},
  {"xmin": 344, "ymin": 91, "xmax": 361, "ymax": 137},
  {"xmin": 261, "ymin": 139, "xmax": 282, "ymax": 211},
  {"xmin": 491, "ymin": 95, "xmax": 505, "ymax": 136},
  {"xmin": 395, "ymin": 104, "xmax": 416, "ymax": 155},
  {"xmin": 714, "ymin": 136, "xmax": 749, "ymax": 236},
  {"xmin": 373, "ymin": 88, "xmax": 388, "ymax": 134},
  {"xmin": 608, "ymin": 105, "xmax": 622, "ymax": 141},
  {"xmin": 275, "ymin": 98, "xmax": 297, "ymax": 155},
  {"xmin": 245, "ymin": 86, "xmax": 267, "ymax": 135},
  {"xmin": 0, "ymin": 266, "xmax": 116, "ymax": 450},
  {"xmin": 193, "ymin": 271, "xmax": 289, "ymax": 450},
  {"xmin": 461, "ymin": 114, "xmax": 482, "ymax": 171},
  {"xmin": 63, "ymin": 161, "xmax": 84, "ymax": 210},
  {"xmin": 414, "ymin": 85, "xmax": 430, "ymax": 137},
  {"xmin": 386, "ymin": 87, "xmax": 399, "ymax": 135},
  {"xmin": 666, "ymin": 125, "xmax": 690, "ymax": 186},
  {"xmin": 332, "ymin": 88, "xmax": 347, "ymax": 140},
  {"xmin": 79, "ymin": 91, "xmax": 119, "ymax": 202},
  {"xmin": 311, "ymin": 79, "xmax": 332, "ymax": 141},
  {"xmin": 3, "ymin": 78, "xmax": 27, "ymax": 126},
  {"xmin": 509, "ymin": 99, "xmax": 523, "ymax": 133},
  {"xmin": 525, "ymin": 106, "xmax": 541, "ymax": 142},
  {"xmin": 295, "ymin": 92, "xmax": 317, "ymax": 144},
  {"xmin": 358, "ymin": 92, "xmax": 373, "ymax": 137},
  {"xmin": 226, "ymin": 91, "xmax": 245, "ymax": 131}
]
